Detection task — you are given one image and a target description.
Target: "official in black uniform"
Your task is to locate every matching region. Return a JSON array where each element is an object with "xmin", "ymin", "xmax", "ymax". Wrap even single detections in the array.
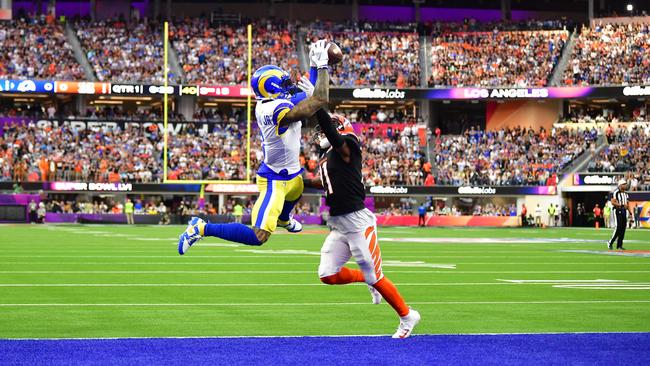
[
  {"xmin": 304, "ymin": 110, "xmax": 420, "ymax": 339},
  {"xmin": 608, "ymin": 179, "xmax": 633, "ymax": 250}
]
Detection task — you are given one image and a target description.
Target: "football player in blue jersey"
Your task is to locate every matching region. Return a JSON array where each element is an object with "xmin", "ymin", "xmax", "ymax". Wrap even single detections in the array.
[{"xmin": 178, "ymin": 40, "xmax": 331, "ymax": 254}]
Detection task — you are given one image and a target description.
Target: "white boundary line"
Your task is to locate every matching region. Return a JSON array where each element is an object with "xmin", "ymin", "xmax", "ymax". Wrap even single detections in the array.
[
  {"xmin": 2, "ymin": 282, "xmax": 635, "ymax": 287},
  {"xmin": 0, "ymin": 300, "xmax": 648, "ymax": 307},
  {"xmin": 0, "ymin": 256, "xmax": 319, "ymax": 258},
  {"xmin": 3, "ymin": 331, "xmax": 650, "ymax": 341},
  {"xmin": 0, "ymin": 270, "xmax": 648, "ymax": 274},
  {"xmin": 1, "ymin": 261, "xmax": 647, "ymax": 265}
]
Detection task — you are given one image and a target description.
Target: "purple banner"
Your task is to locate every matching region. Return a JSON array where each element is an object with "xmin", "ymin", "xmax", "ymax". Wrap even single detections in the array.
[
  {"xmin": 0, "ymin": 194, "xmax": 40, "ymax": 223},
  {"xmin": 425, "ymin": 87, "xmax": 594, "ymax": 100},
  {"xmin": 0, "ymin": 117, "xmax": 33, "ymax": 136},
  {"xmin": 294, "ymin": 214, "xmax": 323, "ymax": 225},
  {"xmin": 0, "ymin": 194, "xmax": 40, "ymax": 205},
  {"xmin": 359, "ymin": 5, "xmax": 536, "ymax": 22},
  {"xmin": 44, "ymin": 213, "xmax": 77, "ymax": 223},
  {"xmin": 42, "ymin": 212, "xmax": 325, "ymax": 226}
]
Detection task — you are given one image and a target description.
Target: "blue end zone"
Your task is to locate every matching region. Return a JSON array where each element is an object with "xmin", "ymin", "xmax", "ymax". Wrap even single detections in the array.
[{"xmin": 1, "ymin": 333, "xmax": 649, "ymax": 365}]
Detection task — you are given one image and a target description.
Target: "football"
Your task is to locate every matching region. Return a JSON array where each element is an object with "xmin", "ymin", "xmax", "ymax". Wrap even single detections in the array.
[{"xmin": 328, "ymin": 42, "xmax": 343, "ymax": 65}]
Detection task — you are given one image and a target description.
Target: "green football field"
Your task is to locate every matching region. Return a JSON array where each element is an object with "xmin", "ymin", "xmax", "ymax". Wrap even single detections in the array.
[{"xmin": 0, "ymin": 224, "xmax": 649, "ymax": 339}]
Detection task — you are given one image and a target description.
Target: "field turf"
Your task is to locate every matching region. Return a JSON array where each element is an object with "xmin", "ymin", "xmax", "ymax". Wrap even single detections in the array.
[{"xmin": 0, "ymin": 224, "xmax": 649, "ymax": 364}]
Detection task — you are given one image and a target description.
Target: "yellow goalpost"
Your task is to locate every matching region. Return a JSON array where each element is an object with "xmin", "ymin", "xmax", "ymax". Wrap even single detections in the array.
[{"xmin": 163, "ymin": 22, "xmax": 253, "ymax": 185}]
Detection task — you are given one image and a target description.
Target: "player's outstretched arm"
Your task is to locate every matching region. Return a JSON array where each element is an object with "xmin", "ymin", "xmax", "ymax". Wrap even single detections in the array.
[
  {"xmin": 280, "ymin": 41, "xmax": 330, "ymax": 127},
  {"xmin": 314, "ymin": 109, "xmax": 351, "ymax": 163}
]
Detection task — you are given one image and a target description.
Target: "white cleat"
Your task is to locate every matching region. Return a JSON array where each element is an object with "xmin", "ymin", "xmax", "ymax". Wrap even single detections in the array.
[
  {"xmin": 278, "ymin": 216, "xmax": 303, "ymax": 233},
  {"xmin": 178, "ymin": 217, "xmax": 206, "ymax": 255},
  {"xmin": 392, "ymin": 308, "xmax": 421, "ymax": 339},
  {"xmin": 368, "ymin": 285, "xmax": 382, "ymax": 304}
]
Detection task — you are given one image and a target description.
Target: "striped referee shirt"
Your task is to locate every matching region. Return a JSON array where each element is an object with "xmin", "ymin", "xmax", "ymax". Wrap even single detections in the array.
[{"xmin": 612, "ymin": 188, "xmax": 629, "ymax": 208}]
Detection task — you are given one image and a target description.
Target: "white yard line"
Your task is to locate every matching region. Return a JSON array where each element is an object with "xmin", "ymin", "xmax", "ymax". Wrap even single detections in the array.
[
  {"xmin": 0, "ymin": 300, "xmax": 648, "ymax": 307},
  {"xmin": 0, "ymin": 270, "xmax": 648, "ymax": 274},
  {"xmin": 553, "ymin": 284, "xmax": 650, "ymax": 290},
  {"xmin": 496, "ymin": 279, "xmax": 627, "ymax": 283},
  {"xmin": 0, "ymin": 282, "xmax": 614, "ymax": 287},
  {"xmin": 0, "ymin": 262, "xmax": 321, "ymax": 265}
]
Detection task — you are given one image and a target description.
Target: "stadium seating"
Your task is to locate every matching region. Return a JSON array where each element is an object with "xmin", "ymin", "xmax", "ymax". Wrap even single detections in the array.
[
  {"xmin": 564, "ymin": 23, "xmax": 650, "ymax": 86},
  {"xmin": 1, "ymin": 116, "xmax": 599, "ymax": 187},
  {"xmin": 587, "ymin": 125, "xmax": 650, "ymax": 190},
  {"xmin": 172, "ymin": 19, "xmax": 299, "ymax": 84},
  {"xmin": 429, "ymin": 30, "xmax": 567, "ymax": 87},
  {"xmin": 431, "ymin": 126, "xmax": 591, "ymax": 186},
  {"xmin": 166, "ymin": 123, "xmax": 251, "ymax": 181},
  {"xmin": 305, "ymin": 29, "xmax": 421, "ymax": 87},
  {"xmin": 0, "ymin": 18, "xmax": 85, "ymax": 80},
  {"xmin": 75, "ymin": 19, "xmax": 176, "ymax": 84}
]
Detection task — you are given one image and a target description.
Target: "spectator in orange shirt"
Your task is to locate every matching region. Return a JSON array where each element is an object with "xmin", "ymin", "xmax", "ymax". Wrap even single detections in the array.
[
  {"xmin": 108, "ymin": 170, "xmax": 121, "ymax": 183},
  {"xmin": 424, "ymin": 173, "xmax": 435, "ymax": 186}
]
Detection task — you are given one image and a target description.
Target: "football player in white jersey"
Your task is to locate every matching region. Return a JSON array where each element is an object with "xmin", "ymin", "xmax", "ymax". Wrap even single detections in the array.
[{"xmin": 178, "ymin": 40, "xmax": 331, "ymax": 253}]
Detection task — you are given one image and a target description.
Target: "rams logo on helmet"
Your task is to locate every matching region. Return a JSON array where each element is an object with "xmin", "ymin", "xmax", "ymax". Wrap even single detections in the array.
[{"xmin": 251, "ymin": 65, "xmax": 293, "ymax": 100}]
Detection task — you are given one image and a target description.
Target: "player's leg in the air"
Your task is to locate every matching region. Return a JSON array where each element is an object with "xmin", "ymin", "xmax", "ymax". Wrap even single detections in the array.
[{"xmin": 178, "ymin": 175, "xmax": 303, "ymax": 255}]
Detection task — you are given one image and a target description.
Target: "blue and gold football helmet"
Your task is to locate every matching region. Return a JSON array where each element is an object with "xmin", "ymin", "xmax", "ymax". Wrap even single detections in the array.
[{"xmin": 251, "ymin": 65, "xmax": 294, "ymax": 100}]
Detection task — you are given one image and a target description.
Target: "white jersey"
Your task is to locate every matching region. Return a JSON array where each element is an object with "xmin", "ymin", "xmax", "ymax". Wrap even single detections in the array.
[{"xmin": 255, "ymin": 98, "xmax": 302, "ymax": 176}]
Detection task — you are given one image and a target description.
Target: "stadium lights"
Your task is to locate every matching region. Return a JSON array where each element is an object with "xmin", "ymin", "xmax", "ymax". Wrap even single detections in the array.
[{"xmin": 627, "ymin": 4, "xmax": 633, "ymax": 12}]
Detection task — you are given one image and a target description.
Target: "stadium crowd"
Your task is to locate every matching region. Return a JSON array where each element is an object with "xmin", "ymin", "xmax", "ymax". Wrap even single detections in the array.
[
  {"xmin": 0, "ymin": 17, "xmax": 85, "ymax": 80},
  {"xmin": 564, "ymin": 23, "xmax": 650, "ymax": 86},
  {"xmin": 75, "ymin": 18, "xmax": 177, "ymax": 84},
  {"xmin": 172, "ymin": 18, "xmax": 299, "ymax": 84},
  {"xmin": 4, "ymin": 17, "xmax": 650, "ymax": 90},
  {"xmin": 587, "ymin": 125, "xmax": 650, "ymax": 190},
  {"xmin": 2, "ymin": 114, "xmax": 601, "ymax": 188},
  {"xmin": 0, "ymin": 121, "xmax": 162, "ymax": 183},
  {"xmin": 306, "ymin": 29, "xmax": 421, "ymax": 87},
  {"xmin": 429, "ymin": 30, "xmax": 568, "ymax": 87},
  {"xmin": 166, "ymin": 122, "xmax": 253, "ymax": 181},
  {"xmin": 431, "ymin": 125, "xmax": 593, "ymax": 186}
]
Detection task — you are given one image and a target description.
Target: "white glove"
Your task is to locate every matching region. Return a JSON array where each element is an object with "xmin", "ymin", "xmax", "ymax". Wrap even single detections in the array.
[
  {"xmin": 309, "ymin": 39, "xmax": 330, "ymax": 69},
  {"xmin": 296, "ymin": 76, "xmax": 314, "ymax": 97}
]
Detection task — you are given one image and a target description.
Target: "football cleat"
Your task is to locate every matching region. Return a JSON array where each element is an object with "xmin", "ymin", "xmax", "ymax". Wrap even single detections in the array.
[
  {"xmin": 368, "ymin": 285, "xmax": 382, "ymax": 305},
  {"xmin": 178, "ymin": 217, "xmax": 206, "ymax": 255},
  {"xmin": 278, "ymin": 216, "xmax": 303, "ymax": 233},
  {"xmin": 392, "ymin": 308, "xmax": 421, "ymax": 339},
  {"xmin": 607, "ymin": 242, "xmax": 613, "ymax": 250}
]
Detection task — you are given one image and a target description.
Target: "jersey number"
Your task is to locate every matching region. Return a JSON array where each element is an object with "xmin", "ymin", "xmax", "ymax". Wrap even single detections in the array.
[{"xmin": 320, "ymin": 161, "xmax": 334, "ymax": 194}]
